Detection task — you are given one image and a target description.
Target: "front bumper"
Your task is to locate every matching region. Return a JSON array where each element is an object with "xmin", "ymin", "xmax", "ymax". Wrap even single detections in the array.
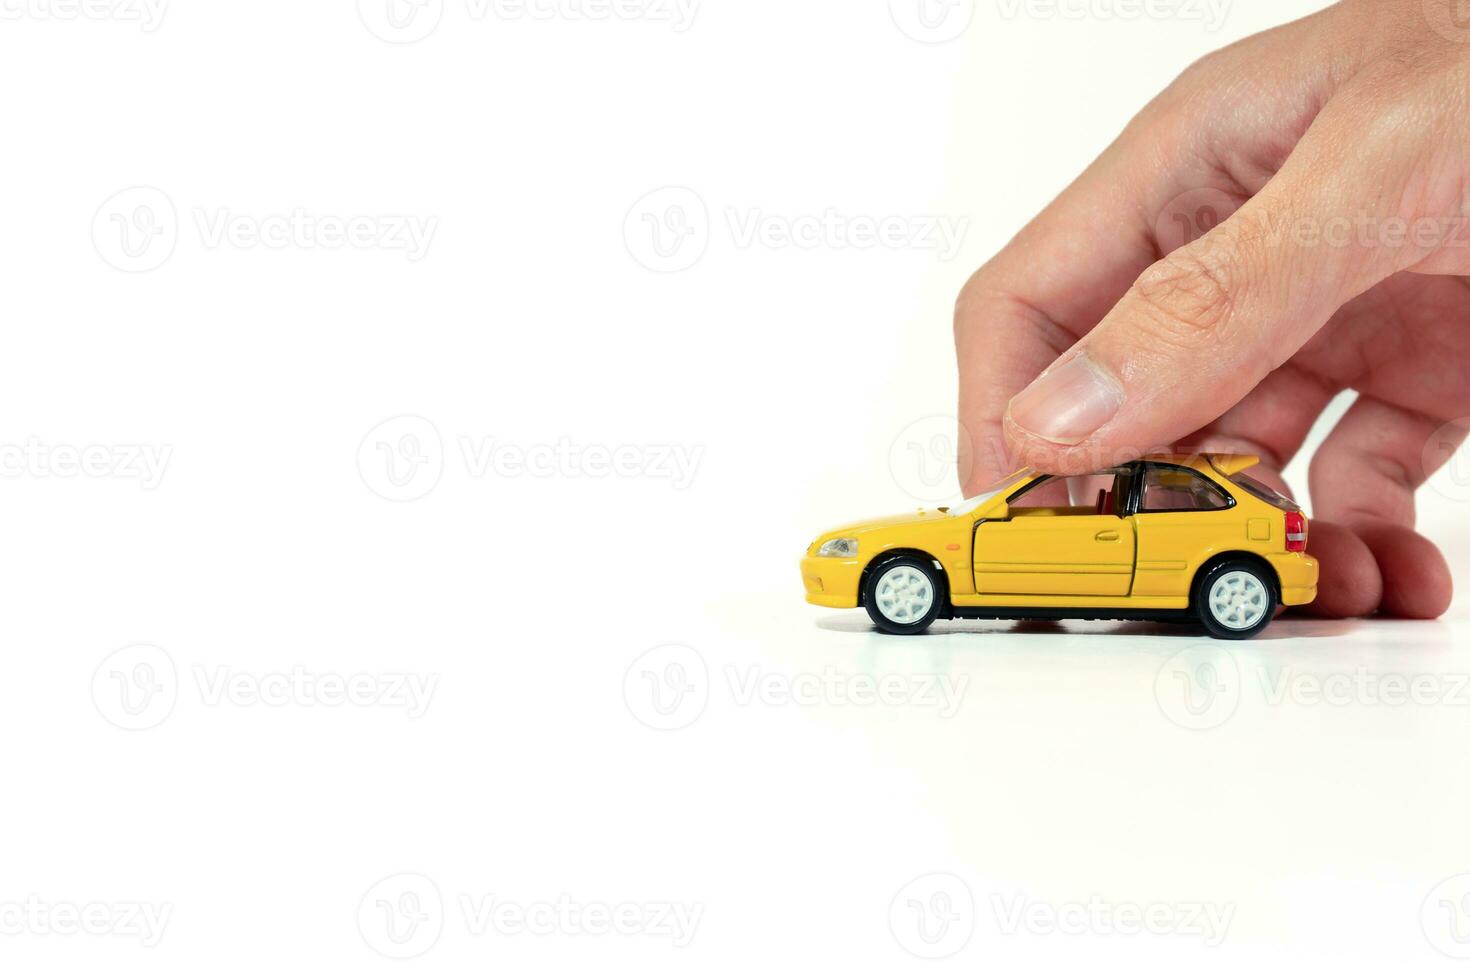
[
  {"xmin": 1268, "ymin": 553, "xmax": 1319, "ymax": 606},
  {"xmin": 800, "ymin": 555, "xmax": 862, "ymax": 609}
]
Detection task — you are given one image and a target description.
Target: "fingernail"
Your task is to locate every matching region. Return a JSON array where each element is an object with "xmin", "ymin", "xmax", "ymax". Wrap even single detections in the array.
[{"xmin": 1007, "ymin": 352, "xmax": 1125, "ymax": 446}]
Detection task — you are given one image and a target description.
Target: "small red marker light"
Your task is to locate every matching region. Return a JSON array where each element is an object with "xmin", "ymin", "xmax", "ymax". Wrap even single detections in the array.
[{"xmin": 1285, "ymin": 511, "xmax": 1308, "ymax": 553}]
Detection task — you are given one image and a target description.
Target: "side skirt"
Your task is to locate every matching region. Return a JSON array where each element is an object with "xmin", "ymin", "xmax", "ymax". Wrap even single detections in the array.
[{"xmin": 945, "ymin": 606, "xmax": 1198, "ymax": 625}]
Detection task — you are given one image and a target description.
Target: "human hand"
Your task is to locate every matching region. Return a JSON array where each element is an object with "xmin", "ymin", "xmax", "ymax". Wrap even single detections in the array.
[{"xmin": 955, "ymin": 0, "xmax": 1470, "ymax": 619}]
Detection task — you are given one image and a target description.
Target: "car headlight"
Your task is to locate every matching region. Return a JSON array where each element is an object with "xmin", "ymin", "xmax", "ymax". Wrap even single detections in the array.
[{"xmin": 817, "ymin": 538, "xmax": 858, "ymax": 558}]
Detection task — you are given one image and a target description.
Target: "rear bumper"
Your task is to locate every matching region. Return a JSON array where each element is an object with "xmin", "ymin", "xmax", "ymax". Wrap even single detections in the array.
[
  {"xmin": 1268, "ymin": 553, "xmax": 1319, "ymax": 606},
  {"xmin": 801, "ymin": 556, "xmax": 861, "ymax": 609}
]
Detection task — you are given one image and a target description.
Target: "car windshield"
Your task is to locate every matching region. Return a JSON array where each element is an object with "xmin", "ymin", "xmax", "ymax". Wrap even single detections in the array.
[
  {"xmin": 950, "ymin": 469, "xmax": 1035, "ymax": 516},
  {"xmin": 1231, "ymin": 472, "xmax": 1300, "ymax": 511}
]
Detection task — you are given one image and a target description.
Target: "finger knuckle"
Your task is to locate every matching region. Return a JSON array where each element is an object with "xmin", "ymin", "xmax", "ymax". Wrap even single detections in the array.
[{"xmin": 1130, "ymin": 248, "xmax": 1239, "ymax": 346}]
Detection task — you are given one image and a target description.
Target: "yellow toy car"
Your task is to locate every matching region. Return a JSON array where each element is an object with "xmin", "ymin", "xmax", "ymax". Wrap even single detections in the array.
[{"xmin": 801, "ymin": 454, "xmax": 1317, "ymax": 640}]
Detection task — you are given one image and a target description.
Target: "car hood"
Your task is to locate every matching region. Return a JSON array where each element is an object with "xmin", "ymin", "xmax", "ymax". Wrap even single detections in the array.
[{"xmin": 813, "ymin": 508, "xmax": 960, "ymax": 542}]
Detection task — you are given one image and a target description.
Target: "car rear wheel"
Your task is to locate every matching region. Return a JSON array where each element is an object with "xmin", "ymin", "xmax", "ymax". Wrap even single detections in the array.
[
  {"xmin": 864, "ymin": 556, "xmax": 943, "ymax": 635},
  {"xmin": 1195, "ymin": 559, "xmax": 1276, "ymax": 640}
]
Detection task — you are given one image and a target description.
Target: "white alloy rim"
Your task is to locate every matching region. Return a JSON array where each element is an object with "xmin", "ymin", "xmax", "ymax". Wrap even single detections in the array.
[
  {"xmin": 875, "ymin": 565, "xmax": 934, "ymax": 625},
  {"xmin": 1208, "ymin": 570, "xmax": 1268, "ymax": 631}
]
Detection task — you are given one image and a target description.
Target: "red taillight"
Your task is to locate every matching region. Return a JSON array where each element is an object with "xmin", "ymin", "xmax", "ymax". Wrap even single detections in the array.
[{"xmin": 1285, "ymin": 511, "xmax": 1308, "ymax": 553}]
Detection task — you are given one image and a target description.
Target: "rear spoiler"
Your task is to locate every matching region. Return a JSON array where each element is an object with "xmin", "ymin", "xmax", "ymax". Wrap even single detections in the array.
[{"xmin": 1206, "ymin": 453, "xmax": 1260, "ymax": 476}]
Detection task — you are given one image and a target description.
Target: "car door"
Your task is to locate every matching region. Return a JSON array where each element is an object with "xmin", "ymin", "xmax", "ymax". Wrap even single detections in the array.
[
  {"xmin": 972, "ymin": 470, "xmax": 1137, "ymax": 597},
  {"xmin": 1130, "ymin": 463, "xmax": 1239, "ymax": 598}
]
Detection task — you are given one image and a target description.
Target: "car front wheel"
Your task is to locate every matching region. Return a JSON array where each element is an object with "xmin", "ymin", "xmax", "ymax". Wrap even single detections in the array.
[
  {"xmin": 1195, "ymin": 559, "xmax": 1277, "ymax": 640},
  {"xmin": 864, "ymin": 556, "xmax": 943, "ymax": 635}
]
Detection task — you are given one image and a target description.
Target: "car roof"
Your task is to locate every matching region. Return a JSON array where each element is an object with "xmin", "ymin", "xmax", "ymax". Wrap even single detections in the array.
[{"xmin": 1138, "ymin": 453, "xmax": 1260, "ymax": 476}]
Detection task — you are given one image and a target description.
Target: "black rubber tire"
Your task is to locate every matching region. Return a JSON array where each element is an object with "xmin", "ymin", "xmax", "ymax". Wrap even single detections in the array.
[
  {"xmin": 863, "ymin": 555, "xmax": 944, "ymax": 636},
  {"xmin": 1194, "ymin": 558, "xmax": 1278, "ymax": 640}
]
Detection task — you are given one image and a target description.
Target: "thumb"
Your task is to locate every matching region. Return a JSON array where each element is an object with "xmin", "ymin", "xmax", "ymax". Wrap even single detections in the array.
[{"xmin": 1001, "ymin": 115, "xmax": 1427, "ymax": 475}]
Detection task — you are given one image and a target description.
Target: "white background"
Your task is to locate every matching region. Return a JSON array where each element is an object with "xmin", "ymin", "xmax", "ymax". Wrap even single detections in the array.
[{"xmin": 4, "ymin": 0, "xmax": 1470, "ymax": 976}]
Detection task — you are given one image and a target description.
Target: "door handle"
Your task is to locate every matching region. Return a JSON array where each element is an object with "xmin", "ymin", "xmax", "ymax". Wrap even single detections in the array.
[{"xmin": 1095, "ymin": 531, "xmax": 1120, "ymax": 542}]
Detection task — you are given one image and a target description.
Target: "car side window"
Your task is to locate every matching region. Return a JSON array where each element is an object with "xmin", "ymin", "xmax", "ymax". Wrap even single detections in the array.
[
  {"xmin": 1139, "ymin": 465, "xmax": 1231, "ymax": 513},
  {"xmin": 1008, "ymin": 468, "xmax": 1132, "ymax": 516}
]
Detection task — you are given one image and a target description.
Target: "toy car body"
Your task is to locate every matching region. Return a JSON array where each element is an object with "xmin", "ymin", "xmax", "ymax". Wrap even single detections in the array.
[{"xmin": 801, "ymin": 454, "xmax": 1317, "ymax": 640}]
